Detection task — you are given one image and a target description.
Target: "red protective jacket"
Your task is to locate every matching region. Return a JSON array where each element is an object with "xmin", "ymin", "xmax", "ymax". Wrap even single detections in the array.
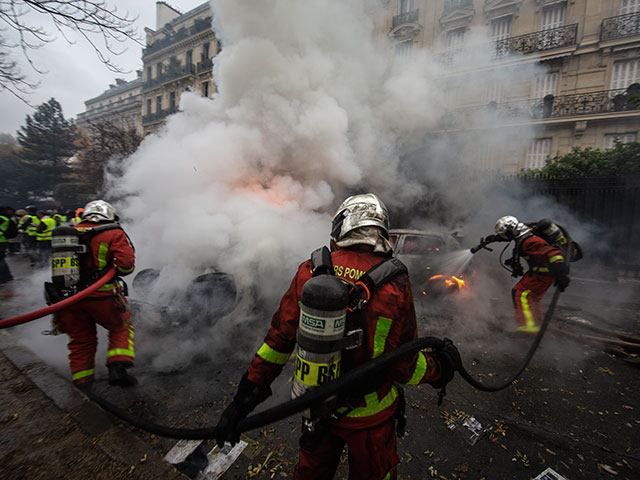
[
  {"xmin": 247, "ymin": 246, "xmax": 443, "ymax": 429},
  {"xmin": 518, "ymin": 235, "xmax": 566, "ymax": 276},
  {"xmin": 75, "ymin": 221, "xmax": 135, "ymax": 296}
]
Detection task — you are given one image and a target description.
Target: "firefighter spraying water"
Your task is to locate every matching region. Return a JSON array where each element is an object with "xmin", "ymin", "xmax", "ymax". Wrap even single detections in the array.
[{"xmin": 471, "ymin": 216, "xmax": 582, "ymax": 334}]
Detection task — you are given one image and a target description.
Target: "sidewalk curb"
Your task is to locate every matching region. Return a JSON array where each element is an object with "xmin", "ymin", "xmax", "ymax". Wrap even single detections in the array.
[{"xmin": 0, "ymin": 330, "xmax": 188, "ymax": 479}]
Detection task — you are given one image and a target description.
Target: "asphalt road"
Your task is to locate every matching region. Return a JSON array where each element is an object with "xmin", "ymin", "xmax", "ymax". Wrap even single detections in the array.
[{"xmin": 1, "ymin": 253, "xmax": 639, "ymax": 479}]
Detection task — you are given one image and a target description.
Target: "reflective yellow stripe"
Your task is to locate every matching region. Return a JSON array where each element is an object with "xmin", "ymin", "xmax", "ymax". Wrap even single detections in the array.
[
  {"xmin": 407, "ymin": 351, "xmax": 427, "ymax": 385},
  {"xmin": 532, "ymin": 267, "xmax": 549, "ymax": 272},
  {"xmin": 517, "ymin": 325, "xmax": 540, "ymax": 332},
  {"xmin": 520, "ymin": 290, "xmax": 535, "ymax": 328},
  {"xmin": 72, "ymin": 369, "xmax": 95, "ymax": 381},
  {"xmin": 97, "ymin": 242, "xmax": 109, "ymax": 269},
  {"xmin": 373, "ymin": 317, "xmax": 392, "ymax": 358},
  {"xmin": 107, "ymin": 323, "xmax": 135, "ymax": 359},
  {"xmin": 117, "ymin": 265, "xmax": 134, "ymax": 274},
  {"xmin": 98, "ymin": 283, "xmax": 115, "ymax": 291},
  {"xmin": 257, "ymin": 343, "xmax": 290, "ymax": 365},
  {"xmin": 383, "ymin": 472, "xmax": 391, "ymax": 480},
  {"xmin": 345, "ymin": 385, "xmax": 398, "ymax": 418},
  {"xmin": 549, "ymin": 255, "xmax": 564, "ymax": 263}
]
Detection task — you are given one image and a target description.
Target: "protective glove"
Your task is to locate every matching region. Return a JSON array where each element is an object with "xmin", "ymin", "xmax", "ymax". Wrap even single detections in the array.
[
  {"xmin": 554, "ymin": 275, "xmax": 570, "ymax": 292},
  {"xmin": 430, "ymin": 338, "xmax": 461, "ymax": 389},
  {"xmin": 482, "ymin": 234, "xmax": 500, "ymax": 244},
  {"xmin": 215, "ymin": 372, "xmax": 272, "ymax": 448}
]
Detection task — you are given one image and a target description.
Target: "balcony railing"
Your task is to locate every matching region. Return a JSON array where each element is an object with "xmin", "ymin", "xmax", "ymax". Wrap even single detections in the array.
[
  {"xmin": 143, "ymin": 64, "xmax": 196, "ymax": 90},
  {"xmin": 601, "ymin": 11, "xmax": 640, "ymax": 41},
  {"xmin": 494, "ymin": 24, "xmax": 578, "ymax": 57},
  {"xmin": 142, "ymin": 106, "xmax": 179, "ymax": 125},
  {"xmin": 435, "ymin": 24, "xmax": 578, "ymax": 66},
  {"xmin": 439, "ymin": 88, "xmax": 640, "ymax": 129},
  {"xmin": 197, "ymin": 58, "xmax": 213, "ymax": 73},
  {"xmin": 143, "ymin": 17, "xmax": 212, "ymax": 57},
  {"xmin": 392, "ymin": 9, "xmax": 419, "ymax": 29},
  {"xmin": 443, "ymin": 0, "xmax": 473, "ymax": 14}
]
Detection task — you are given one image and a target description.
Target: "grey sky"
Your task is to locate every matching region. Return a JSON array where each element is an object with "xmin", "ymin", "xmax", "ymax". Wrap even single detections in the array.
[{"xmin": 0, "ymin": 0, "xmax": 206, "ymax": 136}]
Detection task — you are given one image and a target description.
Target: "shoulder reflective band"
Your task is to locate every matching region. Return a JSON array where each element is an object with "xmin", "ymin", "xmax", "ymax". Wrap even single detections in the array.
[
  {"xmin": 373, "ymin": 316, "xmax": 393, "ymax": 358},
  {"xmin": 256, "ymin": 343, "xmax": 291, "ymax": 365},
  {"xmin": 407, "ymin": 351, "xmax": 428, "ymax": 385},
  {"xmin": 294, "ymin": 355, "xmax": 340, "ymax": 387}
]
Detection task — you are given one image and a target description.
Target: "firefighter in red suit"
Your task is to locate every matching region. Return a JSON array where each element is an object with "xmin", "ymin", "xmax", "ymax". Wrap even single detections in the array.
[
  {"xmin": 492, "ymin": 215, "xmax": 570, "ymax": 334},
  {"xmin": 215, "ymin": 193, "xmax": 460, "ymax": 480},
  {"xmin": 55, "ymin": 200, "xmax": 137, "ymax": 391}
]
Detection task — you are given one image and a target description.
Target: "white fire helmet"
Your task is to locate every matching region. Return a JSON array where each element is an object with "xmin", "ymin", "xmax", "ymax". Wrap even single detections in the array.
[
  {"xmin": 495, "ymin": 215, "xmax": 530, "ymax": 240},
  {"xmin": 330, "ymin": 193, "xmax": 389, "ymax": 242},
  {"xmin": 82, "ymin": 200, "xmax": 116, "ymax": 223}
]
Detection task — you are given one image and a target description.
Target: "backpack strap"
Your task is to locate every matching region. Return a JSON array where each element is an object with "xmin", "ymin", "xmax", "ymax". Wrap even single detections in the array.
[
  {"xmin": 310, "ymin": 246, "xmax": 334, "ymax": 277},
  {"xmin": 349, "ymin": 257, "xmax": 408, "ymax": 311}
]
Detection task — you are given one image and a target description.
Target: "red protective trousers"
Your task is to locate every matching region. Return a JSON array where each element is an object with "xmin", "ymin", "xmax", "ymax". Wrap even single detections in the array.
[
  {"xmin": 55, "ymin": 296, "xmax": 135, "ymax": 384},
  {"xmin": 294, "ymin": 419, "xmax": 399, "ymax": 480},
  {"xmin": 512, "ymin": 272, "xmax": 555, "ymax": 333}
]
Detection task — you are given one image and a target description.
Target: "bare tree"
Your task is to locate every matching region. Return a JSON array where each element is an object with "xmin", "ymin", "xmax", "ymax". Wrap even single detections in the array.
[{"xmin": 0, "ymin": 0, "xmax": 140, "ymax": 101}]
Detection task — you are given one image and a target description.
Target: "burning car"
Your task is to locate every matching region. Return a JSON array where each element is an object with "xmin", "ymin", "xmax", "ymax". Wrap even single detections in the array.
[{"xmin": 389, "ymin": 229, "xmax": 469, "ymax": 298}]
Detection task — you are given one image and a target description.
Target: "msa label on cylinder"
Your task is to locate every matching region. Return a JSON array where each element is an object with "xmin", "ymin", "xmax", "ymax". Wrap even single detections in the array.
[
  {"xmin": 300, "ymin": 311, "xmax": 346, "ymax": 336},
  {"xmin": 294, "ymin": 355, "xmax": 341, "ymax": 386}
]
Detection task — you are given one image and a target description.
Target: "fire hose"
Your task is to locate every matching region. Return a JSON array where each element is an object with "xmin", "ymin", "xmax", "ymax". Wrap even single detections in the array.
[
  {"xmin": 85, "ymin": 289, "xmax": 561, "ymax": 439},
  {"xmin": 0, "ymin": 268, "xmax": 117, "ymax": 329}
]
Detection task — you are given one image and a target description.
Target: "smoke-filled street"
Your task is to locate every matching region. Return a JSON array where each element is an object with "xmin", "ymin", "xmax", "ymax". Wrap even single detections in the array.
[{"xmin": 2, "ymin": 253, "xmax": 639, "ymax": 479}]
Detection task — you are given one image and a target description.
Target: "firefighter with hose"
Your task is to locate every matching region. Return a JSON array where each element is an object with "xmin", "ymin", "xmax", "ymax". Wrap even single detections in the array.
[
  {"xmin": 215, "ymin": 193, "xmax": 460, "ymax": 480},
  {"xmin": 52, "ymin": 200, "xmax": 137, "ymax": 392},
  {"xmin": 473, "ymin": 216, "xmax": 574, "ymax": 334}
]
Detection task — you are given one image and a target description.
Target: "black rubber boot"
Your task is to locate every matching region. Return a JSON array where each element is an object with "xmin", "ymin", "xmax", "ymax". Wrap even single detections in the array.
[
  {"xmin": 76, "ymin": 381, "xmax": 94, "ymax": 395},
  {"xmin": 108, "ymin": 362, "xmax": 138, "ymax": 387}
]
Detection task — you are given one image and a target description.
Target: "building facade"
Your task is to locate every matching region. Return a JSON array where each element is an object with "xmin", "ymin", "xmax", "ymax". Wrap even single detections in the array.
[
  {"xmin": 375, "ymin": 0, "xmax": 640, "ymax": 172},
  {"xmin": 141, "ymin": 1, "xmax": 219, "ymax": 135},
  {"xmin": 76, "ymin": 74, "xmax": 143, "ymax": 135}
]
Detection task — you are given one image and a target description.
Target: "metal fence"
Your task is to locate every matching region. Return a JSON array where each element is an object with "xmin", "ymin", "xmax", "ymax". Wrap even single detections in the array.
[{"xmin": 516, "ymin": 176, "xmax": 640, "ymax": 272}]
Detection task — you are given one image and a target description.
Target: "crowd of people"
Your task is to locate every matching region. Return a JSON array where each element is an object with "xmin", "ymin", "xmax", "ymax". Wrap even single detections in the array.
[{"xmin": 0, "ymin": 204, "xmax": 84, "ymax": 283}]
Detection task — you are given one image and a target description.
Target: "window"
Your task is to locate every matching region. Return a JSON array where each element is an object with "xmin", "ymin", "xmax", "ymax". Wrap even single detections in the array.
[
  {"xmin": 484, "ymin": 82, "xmax": 504, "ymax": 103},
  {"xmin": 202, "ymin": 42, "xmax": 210, "ymax": 60},
  {"xmin": 603, "ymin": 133, "xmax": 637, "ymax": 149},
  {"xmin": 541, "ymin": 2, "xmax": 566, "ymax": 30},
  {"xmin": 156, "ymin": 63, "xmax": 163, "ymax": 76},
  {"xmin": 146, "ymin": 66, "xmax": 152, "ymax": 81},
  {"xmin": 395, "ymin": 40, "xmax": 413, "ymax": 56},
  {"xmin": 621, "ymin": 0, "xmax": 640, "ymax": 14},
  {"xmin": 202, "ymin": 81, "xmax": 209, "ymax": 97},
  {"xmin": 186, "ymin": 50, "xmax": 193, "ymax": 67},
  {"xmin": 447, "ymin": 28, "xmax": 465, "ymax": 50},
  {"xmin": 156, "ymin": 95, "xmax": 162, "ymax": 113},
  {"xmin": 146, "ymin": 99, "xmax": 151, "ymax": 115},
  {"xmin": 169, "ymin": 91, "xmax": 176, "ymax": 110},
  {"xmin": 491, "ymin": 16, "xmax": 512, "ymax": 41},
  {"xmin": 611, "ymin": 59, "xmax": 640, "ymax": 91},
  {"xmin": 526, "ymin": 138, "xmax": 552, "ymax": 170},
  {"xmin": 532, "ymin": 72, "xmax": 558, "ymax": 99},
  {"xmin": 399, "ymin": 0, "xmax": 415, "ymax": 14}
]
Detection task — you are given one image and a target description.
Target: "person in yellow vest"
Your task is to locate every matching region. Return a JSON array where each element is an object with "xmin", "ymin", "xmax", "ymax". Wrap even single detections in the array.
[
  {"xmin": 0, "ymin": 206, "xmax": 15, "ymax": 284},
  {"xmin": 36, "ymin": 210, "xmax": 56, "ymax": 267},
  {"xmin": 18, "ymin": 206, "xmax": 40, "ymax": 267},
  {"xmin": 52, "ymin": 208, "xmax": 68, "ymax": 226},
  {"xmin": 71, "ymin": 207, "xmax": 84, "ymax": 225}
]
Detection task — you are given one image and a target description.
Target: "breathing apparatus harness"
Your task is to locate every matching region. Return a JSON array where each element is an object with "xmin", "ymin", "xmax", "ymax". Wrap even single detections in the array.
[{"xmin": 292, "ymin": 246, "xmax": 409, "ymax": 448}]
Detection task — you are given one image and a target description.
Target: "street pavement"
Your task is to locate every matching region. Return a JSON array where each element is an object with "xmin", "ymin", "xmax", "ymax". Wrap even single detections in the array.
[{"xmin": 1, "ymin": 253, "xmax": 639, "ymax": 479}]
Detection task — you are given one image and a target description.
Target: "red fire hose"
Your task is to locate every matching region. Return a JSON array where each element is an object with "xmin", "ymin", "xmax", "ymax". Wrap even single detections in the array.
[{"xmin": 0, "ymin": 268, "xmax": 117, "ymax": 329}]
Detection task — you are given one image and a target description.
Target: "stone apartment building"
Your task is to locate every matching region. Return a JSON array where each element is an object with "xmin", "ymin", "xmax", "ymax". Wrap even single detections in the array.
[
  {"xmin": 376, "ymin": 0, "xmax": 640, "ymax": 172},
  {"xmin": 76, "ymin": 74, "xmax": 143, "ymax": 135},
  {"xmin": 141, "ymin": 1, "xmax": 218, "ymax": 135}
]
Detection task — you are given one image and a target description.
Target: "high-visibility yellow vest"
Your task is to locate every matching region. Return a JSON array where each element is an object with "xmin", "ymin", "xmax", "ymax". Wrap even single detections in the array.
[{"xmin": 36, "ymin": 217, "xmax": 56, "ymax": 242}]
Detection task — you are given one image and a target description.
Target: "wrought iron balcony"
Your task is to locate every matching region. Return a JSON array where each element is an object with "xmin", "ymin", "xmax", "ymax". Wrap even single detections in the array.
[
  {"xmin": 141, "ymin": 106, "xmax": 179, "ymax": 125},
  {"xmin": 443, "ymin": 0, "xmax": 473, "ymax": 14},
  {"xmin": 601, "ymin": 11, "xmax": 640, "ymax": 41},
  {"xmin": 392, "ymin": 9, "xmax": 419, "ymax": 29},
  {"xmin": 143, "ymin": 17, "xmax": 212, "ymax": 57},
  {"xmin": 142, "ymin": 64, "xmax": 196, "ymax": 90},
  {"xmin": 494, "ymin": 24, "xmax": 578, "ymax": 57},
  {"xmin": 197, "ymin": 58, "xmax": 213, "ymax": 73},
  {"xmin": 440, "ymin": 88, "xmax": 640, "ymax": 129}
]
